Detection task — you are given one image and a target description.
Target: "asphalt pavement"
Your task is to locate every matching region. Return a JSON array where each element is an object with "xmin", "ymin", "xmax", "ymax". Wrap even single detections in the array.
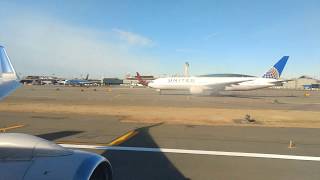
[{"xmin": 1, "ymin": 86, "xmax": 320, "ymax": 179}]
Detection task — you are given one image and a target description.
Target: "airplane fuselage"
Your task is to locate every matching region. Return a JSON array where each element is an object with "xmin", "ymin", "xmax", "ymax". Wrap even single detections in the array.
[{"xmin": 148, "ymin": 77, "xmax": 279, "ymax": 91}]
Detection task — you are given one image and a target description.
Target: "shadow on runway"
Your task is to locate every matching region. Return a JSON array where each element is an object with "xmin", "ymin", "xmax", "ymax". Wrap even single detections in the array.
[
  {"xmin": 153, "ymin": 90, "xmax": 298, "ymax": 99},
  {"xmin": 36, "ymin": 128, "xmax": 189, "ymax": 179},
  {"xmin": 216, "ymin": 93, "xmax": 298, "ymax": 99},
  {"xmin": 157, "ymin": 93, "xmax": 191, "ymax": 96},
  {"xmin": 37, "ymin": 130, "xmax": 83, "ymax": 141},
  {"xmin": 102, "ymin": 123, "xmax": 190, "ymax": 180}
]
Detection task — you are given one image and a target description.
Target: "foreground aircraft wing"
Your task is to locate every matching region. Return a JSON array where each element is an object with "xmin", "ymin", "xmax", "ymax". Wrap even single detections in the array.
[
  {"xmin": 0, "ymin": 133, "xmax": 113, "ymax": 180},
  {"xmin": 0, "ymin": 46, "xmax": 113, "ymax": 180},
  {"xmin": 0, "ymin": 46, "xmax": 21, "ymax": 100}
]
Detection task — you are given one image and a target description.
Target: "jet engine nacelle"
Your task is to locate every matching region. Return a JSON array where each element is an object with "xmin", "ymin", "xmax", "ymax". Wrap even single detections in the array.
[
  {"xmin": 189, "ymin": 86, "xmax": 205, "ymax": 95},
  {"xmin": 0, "ymin": 133, "xmax": 112, "ymax": 180}
]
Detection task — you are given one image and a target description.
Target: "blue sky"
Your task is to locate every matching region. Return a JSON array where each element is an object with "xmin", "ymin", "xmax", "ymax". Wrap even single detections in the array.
[{"xmin": 0, "ymin": 0, "xmax": 319, "ymax": 78}]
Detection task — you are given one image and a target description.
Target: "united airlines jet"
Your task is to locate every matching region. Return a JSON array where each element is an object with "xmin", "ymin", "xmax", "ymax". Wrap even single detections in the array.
[{"xmin": 136, "ymin": 56, "xmax": 289, "ymax": 95}]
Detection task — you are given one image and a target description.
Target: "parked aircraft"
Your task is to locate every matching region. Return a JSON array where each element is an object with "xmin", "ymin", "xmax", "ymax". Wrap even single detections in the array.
[
  {"xmin": 0, "ymin": 46, "xmax": 113, "ymax": 180},
  {"xmin": 65, "ymin": 74, "xmax": 101, "ymax": 86},
  {"xmin": 136, "ymin": 56, "xmax": 289, "ymax": 95}
]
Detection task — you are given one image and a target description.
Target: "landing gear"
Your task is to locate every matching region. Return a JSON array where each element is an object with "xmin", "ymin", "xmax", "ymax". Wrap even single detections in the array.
[{"xmin": 156, "ymin": 89, "xmax": 162, "ymax": 95}]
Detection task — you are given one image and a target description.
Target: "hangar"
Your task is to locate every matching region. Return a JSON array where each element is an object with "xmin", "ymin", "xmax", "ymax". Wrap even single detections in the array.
[{"xmin": 283, "ymin": 76, "xmax": 320, "ymax": 89}]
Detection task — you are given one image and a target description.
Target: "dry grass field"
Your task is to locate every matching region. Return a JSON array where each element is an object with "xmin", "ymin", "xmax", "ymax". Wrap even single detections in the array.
[{"xmin": 1, "ymin": 85, "xmax": 319, "ymax": 128}]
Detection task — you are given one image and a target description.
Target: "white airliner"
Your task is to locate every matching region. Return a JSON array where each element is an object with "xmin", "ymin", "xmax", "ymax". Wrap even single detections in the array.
[{"xmin": 136, "ymin": 56, "xmax": 289, "ymax": 95}]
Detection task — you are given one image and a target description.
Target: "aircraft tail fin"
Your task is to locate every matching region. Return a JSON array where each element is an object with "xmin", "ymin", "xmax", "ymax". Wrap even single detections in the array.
[
  {"xmin": 0, "ymin": 46, "xmax": 16, "ymax": 75},
  {"xmin": 262, "ymin": 56, "xmax": 289, "ymax": 79},
  {"xmin": 136, "ymin": 72, "xmax": 149, "ymax": 86},
  {"xmin": 85, "ymin": 74, "xmax": 89, "ymax": 80}
]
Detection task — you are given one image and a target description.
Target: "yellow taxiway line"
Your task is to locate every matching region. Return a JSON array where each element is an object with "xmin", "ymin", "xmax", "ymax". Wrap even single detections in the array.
[
  {"xmin": 0, "ymin": 124, "xmax": 25, "ymax": 133},
  {"xmin": 108, "ymin": 130, "xmax": 138, "ymax": 146},
  {"xmin": 56, "ymin": 130, "xmax": 139, "ymax": 147}
]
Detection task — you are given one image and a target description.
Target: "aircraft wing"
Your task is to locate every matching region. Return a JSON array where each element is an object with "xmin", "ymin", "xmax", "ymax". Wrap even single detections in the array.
[
  {"xmin": 189, "ymin": 80, "xmax": 253, "ymax": 95},
  {"xmin": 205, "ymin": 80, "xmax": 253, "ymax": 91},
  {"xmin": 0, "ymin": 80, "xmax": 21, "ymax": 100}
]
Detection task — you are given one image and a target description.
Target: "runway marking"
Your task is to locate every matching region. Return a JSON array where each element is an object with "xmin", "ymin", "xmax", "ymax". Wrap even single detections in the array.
[
  {"xmin": 108, "ymin": 130, "xmax": 138, "ymax": 146},
  {"xmin": 0, "ymin": 124, "xmax": 25, "ymax": 132},
  {"xmin": 60, "ymin": 144, "xmax": 320, "ymax": 162}
]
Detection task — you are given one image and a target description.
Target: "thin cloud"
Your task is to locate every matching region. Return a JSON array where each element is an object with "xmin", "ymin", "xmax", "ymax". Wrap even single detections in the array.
[
  {"xmin": 0, "ymin": 15, "xmax": 159, "ymax": 78},
  {"xmin": 204, "ymin": 33, "xmax": 218, "ymax": 40},
  {"xmin": 113, "ymin": 28, "xmax": 153, "ymax": 47}
]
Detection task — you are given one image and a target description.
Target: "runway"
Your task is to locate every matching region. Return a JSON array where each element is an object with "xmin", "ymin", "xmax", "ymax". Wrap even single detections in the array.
[{"xmin": 1, "ymin": 86, "xmax": 320, "ymax": 179}]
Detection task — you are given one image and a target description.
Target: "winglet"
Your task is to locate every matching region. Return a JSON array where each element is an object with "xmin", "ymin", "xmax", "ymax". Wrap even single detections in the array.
[
  {"xmin": 0, "ymin": 46, "xmax": 16, "ymax": 74},
  {"xmin": 263, "ymin": 56, "xmax": 289, "ymax": 79},
  {"xmin": 0, "ymin": 46, "xmax": 20, "ymax": 100},
  {"xmin": 136, "ymin": 72, "xmax": 149, "ymax": 86}
]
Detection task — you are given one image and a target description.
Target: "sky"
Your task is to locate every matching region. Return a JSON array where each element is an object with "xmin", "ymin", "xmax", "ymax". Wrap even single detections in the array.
[{"xmin": 0, "ymin": 0, "xmax": 319, "ymax": 79}]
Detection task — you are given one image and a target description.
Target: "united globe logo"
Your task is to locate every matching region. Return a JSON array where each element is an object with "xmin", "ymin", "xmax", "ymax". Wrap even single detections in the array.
[{"xmin": 263, "ymin": 67, "xmax": 279, "ymax": 79}]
